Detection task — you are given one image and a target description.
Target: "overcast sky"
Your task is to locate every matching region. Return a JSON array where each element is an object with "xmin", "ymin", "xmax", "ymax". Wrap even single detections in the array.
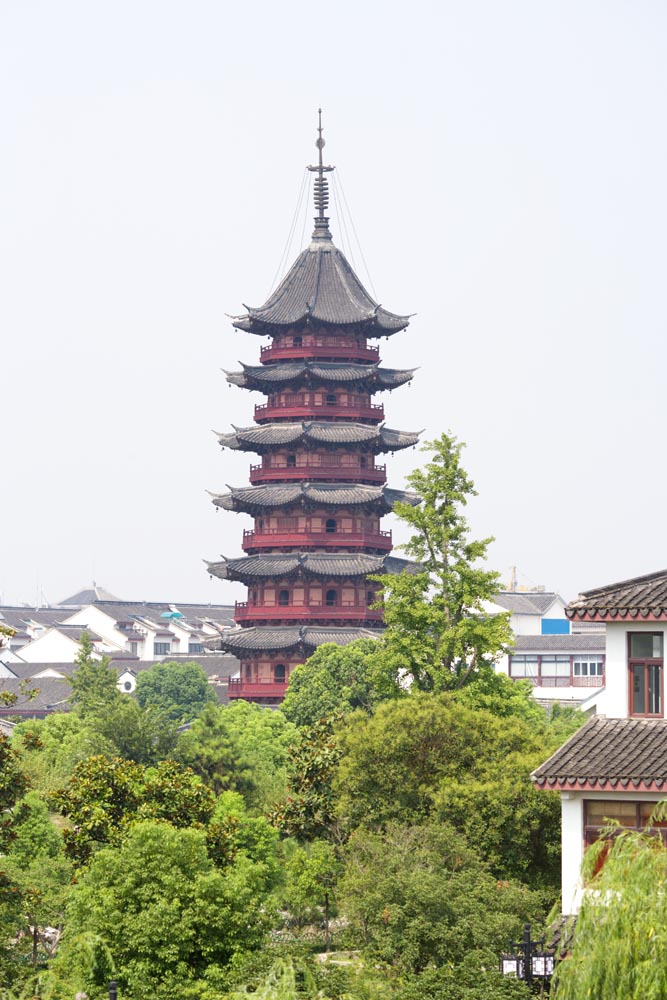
[{"xmin": 2, "ymin": 1, "xmax": 666, "ymax": 607}]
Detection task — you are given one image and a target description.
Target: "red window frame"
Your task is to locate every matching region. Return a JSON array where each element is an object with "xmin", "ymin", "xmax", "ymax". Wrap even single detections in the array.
[{"xmin": 628, "ymin": 633, "xmax": 664, "ymax": 718}]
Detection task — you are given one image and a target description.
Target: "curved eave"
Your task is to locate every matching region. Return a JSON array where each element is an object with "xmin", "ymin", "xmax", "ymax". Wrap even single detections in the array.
[
  {"xmin": 224, "ymin": 362, "xmax": 417, "ymax": 392},
  {"xmin": 216, "ymin": 422, "xmax": 422, "ymax": 455},
  {"xmin": 207, "ymin": 483, "xmax": 421, "ymax": 514},
  {"xmin": 206, "ymin": 625, "xmax": 384, "ymax": 654},
  {"xmin": 206, "ymin": 553, "xmax": 417, "ymax": 584}
]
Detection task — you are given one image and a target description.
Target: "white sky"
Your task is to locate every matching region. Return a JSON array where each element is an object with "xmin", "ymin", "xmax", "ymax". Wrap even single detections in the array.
[{"xmin": 2, "ymin": 1, "xmax": 666, "ymax": 607}]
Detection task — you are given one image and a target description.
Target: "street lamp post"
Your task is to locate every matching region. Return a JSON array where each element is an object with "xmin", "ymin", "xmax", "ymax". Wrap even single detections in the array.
[{"xmin": 500, "ymin": 922, "xmax": 555, "ymax": 986}]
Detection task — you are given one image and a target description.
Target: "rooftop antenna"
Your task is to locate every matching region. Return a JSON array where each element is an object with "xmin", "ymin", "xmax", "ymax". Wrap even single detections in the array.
[{"xmin": 307, "ymin": 109, "xmax": 335, "ymax": 242}]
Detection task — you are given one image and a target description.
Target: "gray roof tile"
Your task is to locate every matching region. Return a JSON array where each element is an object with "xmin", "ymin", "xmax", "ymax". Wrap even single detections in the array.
[
  {"xmin": 232, "ymin": 243, "xmax": 409, "ymax": 334},
  {"xmin": 532, "ymin": 716, "xmax": 667, "ymax": 790},
  {"xmin": 226, "ymin": 361, "xmax": 416, "ymax": 392},
  {"xmin": 207, "ymin": 553, "xmax": 417, "ymax": 583},
  {"xmin": 567, "ymin": 570, "xmax": 667, "ymax": 622},
  {"xmin": 217, "ymin": 422, "xmax": 421, "ymax": 454},
  {"xmin": 210, "ymin": 482, "xmax": 420, "ymax": 514},
  {"xmin": 208, "ymin": 625, "xmax": 383, "ymax": 653}
]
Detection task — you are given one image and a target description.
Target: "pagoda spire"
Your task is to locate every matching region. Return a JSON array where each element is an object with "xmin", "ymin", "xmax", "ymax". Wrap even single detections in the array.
[{"xmin": 308, "ymin": 109, "xmax": 334, "ymax": 242}]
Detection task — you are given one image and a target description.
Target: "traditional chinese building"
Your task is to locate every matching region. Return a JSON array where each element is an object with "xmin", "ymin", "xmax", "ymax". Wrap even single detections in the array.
[{"xmin": 207, "ymin": 119, "xmax": 420, "ymax": 703}]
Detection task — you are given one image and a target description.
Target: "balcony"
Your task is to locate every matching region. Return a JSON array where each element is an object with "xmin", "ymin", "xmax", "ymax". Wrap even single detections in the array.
[
  {"xmin": 242, "ymin": 527, "xmax": 392, "ymax": 552},
  {"xmin": 254, "ymin": 395, "xmax": 384, "ymax": 423},
  {"xmin": 235, "ymin": 602, "xmax": 383, "ymax": 623},
  {"xmin": 260, "ymin": 340, "xmax": 380, "ymax": 363},
  {"xmin": 518, "ymin": 675, "xmax": 605, "ymax": 688},
  {"xmin": 228, "ymin": 678, "xmax": 288, "ymax": 700},
  {"xmin": 249, "ymin": 462, "xmax": 386, "ymax": 484}
]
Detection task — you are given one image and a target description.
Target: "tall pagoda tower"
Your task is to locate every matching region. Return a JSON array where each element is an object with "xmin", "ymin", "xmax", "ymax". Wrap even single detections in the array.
[{"xmin": 207, "ymin": 118, "xmax": 420, "ymax": 704}]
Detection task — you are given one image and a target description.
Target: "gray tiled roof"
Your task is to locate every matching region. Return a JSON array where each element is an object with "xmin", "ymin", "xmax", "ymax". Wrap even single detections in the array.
[
  {"xmin": 511, "ymin": 634, "xmax": 605, "ymax": 652},
  {"xmin": 57, "ymin": 584, "xmax": 122, "ymax": 606},
  {"xmin": 207, "ymin": 553, "xmax": 417, "ymax": 583},
  {"xmin": 217, "ymin": 422, "xmax": 421, "ymax": 454},
  {"xmin": 532, "ymin": 716, "xmax": 667, "ymax": 790},
  {"xmin": 567, "ymin": 570, "xmax": 667, "ymax": 622},
  {"xmin": 210, "ymin": 482, "xmax": 420, "ymax": 514},
  {"xmin": 225, "ymin": 361, "xmax": 416, "ymax": 392},
  {"xmin": 232, "ymin": 242, "xmax": 410, "ymax": 335},
  {"xmin": 0, "ymin": 677, "xmax": 71, "ymax": 716},
  {"xmin": 91, "ymin": 602, "xmax": 236, "ymax": 628},
  {"xmin": 493, "ymin": 592, "xmax": 562, "ymax": 615},
  {"xmin": 209, "ymin": 625, "xmax": 382, "ymax": 653}
]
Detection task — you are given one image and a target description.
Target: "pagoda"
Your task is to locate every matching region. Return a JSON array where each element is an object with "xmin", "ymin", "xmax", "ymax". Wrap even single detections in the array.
[{"xmin": 207, "ymin": 116, "xmax": 420, "ymax": 704}]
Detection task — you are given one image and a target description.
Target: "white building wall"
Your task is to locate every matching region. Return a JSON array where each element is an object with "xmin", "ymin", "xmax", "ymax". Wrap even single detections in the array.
[
  {"xmin": 18, "ymin": 630, "xmax": 86, "ymax": 663},
  {"xmin": 62, "ymin": 607, "xmax": 134, "ymax": 650},
  {"xmin": 561, "ymin": 789, "xmax": 667, "ymax": 914},
  {"xmin": 510, "ymin": 613, "xmax": 541, "ymax": 635},
  {"xmin": 596, "ymin": 621, "xmax": 665, "ymax": 719}
]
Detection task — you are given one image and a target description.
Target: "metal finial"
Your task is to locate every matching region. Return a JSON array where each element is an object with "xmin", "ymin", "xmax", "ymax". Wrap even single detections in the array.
[{"xmin": 308, "ymin": 109, "xmax": 334, "ymax": 241}]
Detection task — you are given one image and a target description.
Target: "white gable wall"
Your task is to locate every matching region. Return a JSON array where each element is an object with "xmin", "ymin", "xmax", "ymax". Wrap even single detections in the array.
[{"xmin": 18, "ymin": 630, "xmax": 88, "ymax": 663}]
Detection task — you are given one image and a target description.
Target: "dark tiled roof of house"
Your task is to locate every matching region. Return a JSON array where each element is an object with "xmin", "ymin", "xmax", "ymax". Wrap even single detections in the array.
[
  {"xmin": 208, "ymin": 625, "xmax": 382, "ymax": 654},
  {"xmin": 217, "ymin": 422, "xmax": 421, "ymax": 454},
  {"xmin": 0, "ymin": 677, "xmax": 72, "ymax": 717},
  {"xmin": 493, "ymin": 592, "xmax": 562, "ymax": 615},
  {"xmin": 232, "ymin": 242, "xmax": 410, "ymax": 335},
  {"xmin": 225, "ymin": 361, "xmax": 416, "ymax": 392},
  {"xmin": 57, "ymin": 584, "xmax": 122, "ymax": 606},
  {"xmin": 532, "ymin": 716, "xmax": 667, "ymax": 792},
  {"xmin": 210, "ymin": 482, "xmax": 420, "ymax": 515},
  {"xmin": 207, "ymin": 553, "xmax": 417, "ymax": 583},
  {"xmin": 511, "ymin": 634, "xmax": 605, "ymax": 652},
  {"xmin": 567, "ymin": 570, "xmax": 667, "ymax": 622}
]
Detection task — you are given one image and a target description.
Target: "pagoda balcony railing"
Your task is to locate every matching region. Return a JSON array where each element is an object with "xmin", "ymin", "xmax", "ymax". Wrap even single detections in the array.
[
  {"xmin": 254, "ymin": 396, "xmax": 384, "ymax": 422},
  {"xmin": 249, "ymin": 462, "xmax": 386, "ymax": 484},
  {"xmin": 235, "ymin": 602, "xmax": 383, "ymax": 623},
  {"xmin": 228, "ymin": 678, "xmax": 288, "ymax": 700},
  {"xmin": 260, "ymin": 341, "xmax": 380, "ymax": 363},
  {"xmin": 242, "ymin": 527, "xmax": 392, "ymax": 552}
]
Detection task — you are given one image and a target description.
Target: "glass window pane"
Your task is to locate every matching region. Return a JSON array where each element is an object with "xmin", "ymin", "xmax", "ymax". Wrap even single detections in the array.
[
  {"xmin": 630, "ymin": 634, "xmax": 663, "ymax": 658},
  {"xmin": 586, "ymin": 801, "xmax": 637, "ymax": 825},
  {"xmin": 633, "ymin": 664, "xmax": 646, "ymax": 714},
  {"xmin": 648, "ymin": 664, "xmax": 662, "ymax": 714},
  {"xmin": 556, "ymin": 656, "xmax": 571, "ymax": 677}
]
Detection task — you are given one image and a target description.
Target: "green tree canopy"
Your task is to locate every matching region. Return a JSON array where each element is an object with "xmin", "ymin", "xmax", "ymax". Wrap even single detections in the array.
[
  {"xmin": 176, "ymin": 700, "xmax": 297, "ymax": 811},
  {"xmin": 69, "ymin": 632, "xmax": 121, "ymax": 716},
  {"xmin": 53, "ymin": 820, "xmax": 274, "ymax": 1000},
  {"xmin": 339, "ymin": 821, "xmax": 546, "ymax": 975},
  {"xmin": 135, "ymin": 660, "xmax": 218, "ymax": 723},
  {"xmin": 281, "ymin": 640, "xmax": 395, "ymax": 727},
  {"xmin": 376, "ymin": 434, "xmax": 511, "ymax": 692},
  {"xmin": 335, "ymin": 694, "xmax": 569, "ymax": 886}
]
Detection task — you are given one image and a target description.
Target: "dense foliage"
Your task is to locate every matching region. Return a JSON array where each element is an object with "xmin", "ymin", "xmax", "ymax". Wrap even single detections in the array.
[{"xmin": 0, "ymin": 434, "xmax": 585, "ymax": 999}]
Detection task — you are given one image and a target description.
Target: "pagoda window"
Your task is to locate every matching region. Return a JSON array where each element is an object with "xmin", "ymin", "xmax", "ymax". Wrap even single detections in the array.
[
  {"xmin": 286, "ymin": 454, "xmax": 296, "ymax": 468},
  {"xmin": 293, "ymin": 335, "xmax": 302, "ymax": 347},
  {"xmin": 325, "ymin": 518, "xmax": 337, "ymax": 534},
  {"xmin": 367, "ymin": 591, "xmax": 375, "ymax": 607},
  {"xmin": 326, "ymin": 392, "xmax": 337, "ymax": 405},
  {"xmin": 629, "ymin": 633, "xmax": 664, "ymax": 717},
  {"xmin": 274, "ymin": 663, "xmax": 287, "ymax": 683},
  {"xmin": 325, "ymin": 589, "xmax": 338, "ymax": 607},
  {"xmin": 360, "ymin": 455, "xmax": 367, "ymax": 468},
  {"xmin": 278, "ymin": 589, "xmax": 290, "ymax": 607}
]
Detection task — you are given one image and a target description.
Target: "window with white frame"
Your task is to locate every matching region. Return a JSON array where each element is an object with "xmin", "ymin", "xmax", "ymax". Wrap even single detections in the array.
[
  {"xmin": 509, "ymin": 655, "xmax": 539, "ymax": 679},
  {"xmin": 153, "ymin": 642, "xmax": 170, "ymax": 656},
  {"xmin": 573, "ymin": 654, "xmax": 605, "ymax": 677}
]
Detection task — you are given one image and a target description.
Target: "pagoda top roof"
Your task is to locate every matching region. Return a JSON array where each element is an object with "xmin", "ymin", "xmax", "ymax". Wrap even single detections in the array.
[
  {"xmin": 207, "ymin": 624, "xmax": 383, "ymax": 654},
  {"xmin": 231, "ymin": 114, "xmax": 411, "ymax": 337},
  {"xmin": 217, "ymin": 421, "xmax": 421, "ymax": 455},
  {"xmin": 209, "ymin": 482, "xmax": 420, "ymax": 515},
  {"xmin": 225, "ymin": 361, "xmax": 416, "ymax": 392},
  {"xmin": 207, "ymin": 552, "xmax": 418, "ymax": 584},
  {"xmin": 232, "ymin": 242, "xmax": 411, "ymax": 336}
]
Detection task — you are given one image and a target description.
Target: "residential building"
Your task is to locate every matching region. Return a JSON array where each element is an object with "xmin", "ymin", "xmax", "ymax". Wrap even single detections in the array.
[
  {"xmin": 532, "ymin": 569, "xmax": 667, "ymax": 914},
  {"xmin": 492, "ymin": 589, "xmax": 606, "ymax": 705}
]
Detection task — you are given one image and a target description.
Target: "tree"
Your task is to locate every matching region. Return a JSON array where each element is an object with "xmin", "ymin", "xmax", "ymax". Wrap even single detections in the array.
[
  {"xmin": 339, "ymin": 821, "xmax": 546, "ymax": 975},
  {"xmin": 135, "ymin": 660, "xmax": 218, "ymax": 723},
  {"xmin": 271, "ymin": 717, "xmax": 341, "ymax": 843},
  {"xmin": 552, "ymin": 810, "xmax": 667, "ymax": 1000},
  {"xmin": 2, "ymin": 792, "xmax": 73, "ymax": 966},
  {"xmin": 281, "ymin": 839, "xmax": 341, "ymax": 946},
  {"xmin": 69, "ymin": 632, "xmax": 121, "ymax": 716},
  {"xmin": 334, "ymin": 694, "xmax": 569, "ymax": 887},
  {"xmin": 281, "ymin": 640, "xmax": 396, "ymax": 727},
  {"xmin": 176, "ymin": 700, "xmax": 297, "ymax": 811},
  {"xmin": 53, "ymin": 820, "xmax": 275, "ymax": 1000},
  {"xmin": 375, "ymin": 434, "xmax": 512, "ymax": 692},
  {"xmin": 51, "ymin": 755, "xmax": 214, "ymax": 865}
]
